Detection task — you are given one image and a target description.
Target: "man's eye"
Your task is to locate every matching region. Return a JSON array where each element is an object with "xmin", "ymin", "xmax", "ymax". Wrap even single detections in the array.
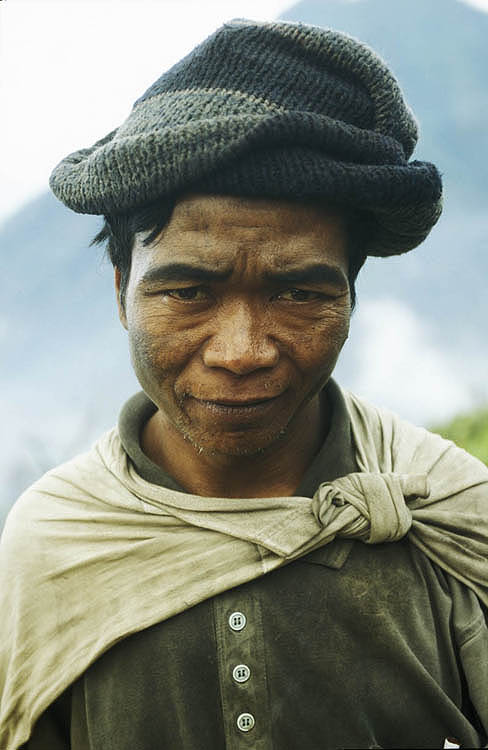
[
  {"xmin": 165, "ymin": 287, "xmax": 208, "ymax": 301},
  {"xmin": 277, "ymin": 288, "xmax": 320, "ymax": 302}
]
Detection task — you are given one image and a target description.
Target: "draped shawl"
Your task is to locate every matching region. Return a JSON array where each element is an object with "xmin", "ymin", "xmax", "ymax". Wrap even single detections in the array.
[{"xmin": 1, "ymin": 388, "xmax": 488, "ymax": 749}]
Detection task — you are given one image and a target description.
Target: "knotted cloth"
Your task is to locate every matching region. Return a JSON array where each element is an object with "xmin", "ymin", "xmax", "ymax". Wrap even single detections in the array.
[
  {"xmin": 1, "ymin": 389, "xmax": 487, "ymax": 748},
  {"xmin": 312, "ymin": 472, "xmax": 427, "ymax": 545}
]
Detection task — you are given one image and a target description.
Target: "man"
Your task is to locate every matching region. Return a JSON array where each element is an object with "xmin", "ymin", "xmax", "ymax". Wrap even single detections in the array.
[{"xmin": 1, "ymin": 18, "xmax": 488, "ymax": 750}]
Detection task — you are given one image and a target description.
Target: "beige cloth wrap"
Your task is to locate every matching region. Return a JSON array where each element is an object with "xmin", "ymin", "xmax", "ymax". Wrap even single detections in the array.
[{"xmin": 1, "ymin": 389, "xmax": 488, "ymax": 749}]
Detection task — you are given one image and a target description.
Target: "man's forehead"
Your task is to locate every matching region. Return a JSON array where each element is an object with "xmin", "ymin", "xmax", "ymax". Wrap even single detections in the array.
[
  {"xmin": 131, "ymin": 194, "xmax": 349, "ymax": 276},
  {"xmin": 169, "ymin": 193, "xmax": 345, "ymax": 232},
  {"xmin": 130, "ymin": 194, "xmax": 350, "ymax": 284}
]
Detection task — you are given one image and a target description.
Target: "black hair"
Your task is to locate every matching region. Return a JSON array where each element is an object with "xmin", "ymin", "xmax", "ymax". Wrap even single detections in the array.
[
  {"xmin": 92, "ymin": 196, "xmax": 369, "ymax": 311},
  {"xmin": 92, "ymin": 196, "xmax": 177, "ymax": 307}
]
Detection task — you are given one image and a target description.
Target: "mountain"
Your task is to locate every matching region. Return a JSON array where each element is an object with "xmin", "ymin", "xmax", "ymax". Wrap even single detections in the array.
[
  {"xmin": 0, "ymin": 193, "xmax": 139, "ymax": 523},
  {"xmin": 1, "ymin": 0, "xmax": 487, "ymax": 523}
]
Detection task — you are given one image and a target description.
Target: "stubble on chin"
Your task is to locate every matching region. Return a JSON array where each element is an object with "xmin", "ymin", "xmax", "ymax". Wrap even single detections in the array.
[
  {"xmin": 161, "ymin": 392, "xmax": 286, "ymax": 457},
  {"xmin": 178, "ymin": 420, "xmax": 290, "ymax": 458}
]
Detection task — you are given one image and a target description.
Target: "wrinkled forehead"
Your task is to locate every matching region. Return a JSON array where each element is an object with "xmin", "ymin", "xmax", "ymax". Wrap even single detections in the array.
[
  {"xmin": 170, "ymin": 193, "xmax": 346, "ymax": 232},
  {"xmin": 134, "ymin": 193, "xmax": 349, "ymax": 272}
]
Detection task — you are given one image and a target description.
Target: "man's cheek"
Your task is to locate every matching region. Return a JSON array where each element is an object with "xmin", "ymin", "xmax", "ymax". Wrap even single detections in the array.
[
  {"xmin": 128, "ymin": 324, "xmax": 197, "ymax": 385},
  {"xmin": 321, "ymin": 308, "xmax": 351, "ymax": 349},
  {"xmin": 128, "ymin": 329, "xmax": 169, "ymax": 383},
  {"xmin": 298, "ymin": 314, "xmax": 350, "ymax": 361}
]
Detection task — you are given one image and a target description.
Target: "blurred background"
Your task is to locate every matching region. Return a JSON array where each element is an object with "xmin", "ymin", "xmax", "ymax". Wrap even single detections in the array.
[{"xmin": 1, "ymin": 0, "xmax": 487, "ymax": 527}]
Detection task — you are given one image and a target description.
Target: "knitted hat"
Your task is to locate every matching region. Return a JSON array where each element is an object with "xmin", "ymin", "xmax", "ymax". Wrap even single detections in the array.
[{"xmin": 49, "ymin": 18, "xmax": 443, "ymax": 257}]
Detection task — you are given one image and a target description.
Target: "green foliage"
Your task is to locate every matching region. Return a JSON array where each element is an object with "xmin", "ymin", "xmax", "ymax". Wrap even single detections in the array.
[{"xmin": 431, "ymin": 408, "xmax": 488, "ymax": 466}]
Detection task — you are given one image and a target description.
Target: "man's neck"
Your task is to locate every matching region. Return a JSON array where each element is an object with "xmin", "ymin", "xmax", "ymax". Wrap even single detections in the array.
[{"xmin": 141, "ymin": 396, "xmax": 328, "ymax": 498}]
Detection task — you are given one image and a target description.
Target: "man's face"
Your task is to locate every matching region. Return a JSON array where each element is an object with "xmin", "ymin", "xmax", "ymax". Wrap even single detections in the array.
[{"xmin": 117, "ymin": 194, "xmax": 351, "ymax": 457}]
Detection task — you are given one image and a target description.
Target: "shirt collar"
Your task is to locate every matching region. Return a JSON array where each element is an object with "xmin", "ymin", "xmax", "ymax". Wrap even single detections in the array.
[{"xmin": 118, "ymin": 377, "xmax": 357, "ymax": 498}]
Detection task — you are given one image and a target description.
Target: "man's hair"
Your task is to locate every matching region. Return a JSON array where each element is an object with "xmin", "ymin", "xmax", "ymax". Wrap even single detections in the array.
[{"xmin": 92, "ymin": 198, "xmax": 371, "ymax": 311}]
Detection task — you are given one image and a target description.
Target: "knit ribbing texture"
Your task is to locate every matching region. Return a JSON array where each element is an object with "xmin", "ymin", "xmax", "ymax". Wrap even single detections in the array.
[{"xmin": 49, "ymin": 18, "xmax": 443, "ymax": 257}]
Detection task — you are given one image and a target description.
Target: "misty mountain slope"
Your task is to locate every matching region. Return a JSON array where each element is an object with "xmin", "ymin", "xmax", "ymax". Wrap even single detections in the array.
[
  {"xmin": 1, "ymin": 194, "xmax": 138, "ymax": 520},
  {"xmin": 2, "ymin": 191, "xmax": 136, "ymax": 398}
]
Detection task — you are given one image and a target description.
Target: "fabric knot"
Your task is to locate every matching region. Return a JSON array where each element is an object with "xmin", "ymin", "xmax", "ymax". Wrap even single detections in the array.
[{"xmin": 312, "ymin": 472, "xmax": 430, "ymax": 544}]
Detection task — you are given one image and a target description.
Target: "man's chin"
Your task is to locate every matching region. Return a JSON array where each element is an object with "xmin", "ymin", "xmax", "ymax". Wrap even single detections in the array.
[{"xmin": 181, "ymin": 425, "xmax": 289, "ymax": 459}]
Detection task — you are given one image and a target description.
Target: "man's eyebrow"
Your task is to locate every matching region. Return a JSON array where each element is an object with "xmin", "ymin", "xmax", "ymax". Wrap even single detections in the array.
[
  {"xmin": 140, "ymin": 263, "xmax": 233, "ymax": 285},
  {"xmin": 264, "ymin": 264, "xmax": 348, "ymax": 287},
  {"xmin": 139, "ymin": 262, "xmax": 348, "ymax": 287}
]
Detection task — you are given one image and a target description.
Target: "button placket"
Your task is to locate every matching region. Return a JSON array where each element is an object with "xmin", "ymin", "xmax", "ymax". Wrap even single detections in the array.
[{"xmin": 213, "ymin": 590, "xmax": 272, "ymax": 749}]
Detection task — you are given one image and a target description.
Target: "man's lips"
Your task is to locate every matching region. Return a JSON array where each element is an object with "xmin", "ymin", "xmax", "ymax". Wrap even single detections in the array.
[
  {"xmin": 198, "ymin": 396, "xmax": 281, "ymax": 406},
  {"xmin": 187, "ymin": 393, "xmax": 284, "ymax": 418}
]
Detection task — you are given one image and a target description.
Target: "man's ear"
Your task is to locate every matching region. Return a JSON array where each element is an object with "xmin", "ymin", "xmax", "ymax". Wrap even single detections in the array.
[{"xmin": 114, "ymin": 268, "xmax": 128, "ymax": 329}]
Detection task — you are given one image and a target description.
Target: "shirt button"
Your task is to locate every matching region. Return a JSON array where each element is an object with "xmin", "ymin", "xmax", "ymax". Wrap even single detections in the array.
[
  {"xmin": 233, "ymin": 664, "xmax": 251, "ymax": 683},
  {"xmin": 236, "ymin": 712, "xmax": 255, "ymax": 732},
  {"xmin": 228, "ymin": 611, "xmax": 247, "ymax": 631}
]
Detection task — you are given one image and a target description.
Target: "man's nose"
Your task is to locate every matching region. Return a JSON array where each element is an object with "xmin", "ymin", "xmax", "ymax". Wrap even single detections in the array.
[{"xmin": 202, "ymin": 302, "xmax": 280, "ymax": 375}]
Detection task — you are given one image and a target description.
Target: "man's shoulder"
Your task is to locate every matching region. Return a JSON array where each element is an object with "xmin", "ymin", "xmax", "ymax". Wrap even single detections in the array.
[
  {"xmin": 342, "ymin": 386, "xmax": 488, "ymax": 475},
  {"xmin": 1, "ymin": 427, "xmax": 123, "ymax": 551}
]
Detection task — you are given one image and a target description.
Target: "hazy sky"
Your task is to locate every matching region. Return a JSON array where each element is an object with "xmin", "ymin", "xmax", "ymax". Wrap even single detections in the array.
[
  {"xmin": 0, "ymin": 0, "xmax": 292, "ymax": 226},
  {"xmin": 1, "ymin": 0, "xmax": 487, "ymax": 227}
]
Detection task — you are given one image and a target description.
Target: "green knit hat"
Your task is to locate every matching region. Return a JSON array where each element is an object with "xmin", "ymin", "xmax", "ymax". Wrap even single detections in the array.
[{"xmin": 49, "ymin": 18, "xmax": 443, "ymax": 257}]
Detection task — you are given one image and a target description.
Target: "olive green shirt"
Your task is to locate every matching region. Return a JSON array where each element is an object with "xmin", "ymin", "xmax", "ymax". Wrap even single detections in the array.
[{"xmin": 25, "ymin": 381, "xmax": 488, "ymax": 749}]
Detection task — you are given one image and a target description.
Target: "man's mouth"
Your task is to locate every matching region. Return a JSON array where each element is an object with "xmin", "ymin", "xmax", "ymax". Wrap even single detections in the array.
[
  {"xmin": 189, "ymin": 393, "xmax": 284, "ymax": 418},
  {"xmin": 204, "ymin": 396, "xmax": 280, "ymax": 407}
]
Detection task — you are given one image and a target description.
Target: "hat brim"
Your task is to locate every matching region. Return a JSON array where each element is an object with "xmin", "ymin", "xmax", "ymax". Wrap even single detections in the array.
[{"xmin": 49, "ymin": 110, "xmax": 442, "ymax": 257}]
